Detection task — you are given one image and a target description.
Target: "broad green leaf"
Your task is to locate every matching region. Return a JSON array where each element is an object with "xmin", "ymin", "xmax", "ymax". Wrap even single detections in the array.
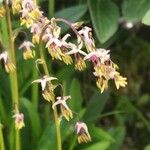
[
  {"xmin": 89, "ymin": 125, "xmax": 115, "ymax": 142},
  {"xmin": 38, "ymin": 123, "xmax": 56, "ymax": 150},
  {"xmin": 69, "ymin": 78, "xmax": 83, "ymax": 112},
  {"xmin": 83, "ymin": 91, "xmax": 109, "ymax": 122},
  {"xmin": 88, "ymin": 0, "xmax": 119, "ymax": 43},
  {"xmin": 142, "ymin": 9, "xmax": 150, "ymax": 25},
  {"xmin": 84, "ymin": 141, "xmax": 111, "ymax": 150},
  {"xmin": 20, "ymin": 97, "xmax": 41, "ymax": 139},
  {"xmin": 54, "ymin": 5, "xmax": 87, "ymax": 33},
  {"xmin": 122, "ymin": 0, "xmax": 150, "ymax": 22},
  {"xmin": 109, "ymin": 126, "xmax": 126, "ymax": 150},
  {"xmin": 144, "ymin": 144, "xmax": 150, "ymax": 150},
  {"xmin": 54, "ymin": 5, "xmax": 87, "ymax": 22}
]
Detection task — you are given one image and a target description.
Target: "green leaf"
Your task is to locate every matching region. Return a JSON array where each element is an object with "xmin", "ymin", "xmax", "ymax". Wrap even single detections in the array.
[
  {"xmin": 142, "ymin": 9, "xmax": 150, "ymax": 25},
  {"xmin": 38, "ymin": 123, "xmax": 56, "ymax": 150},
  {"xmin": 109, "ymin": 126, "xmax": 126, "ymax": 150},
  {"xmin": 89, "ymin": 125, "xmax": 115, "ymax": 142},
  {"xmin": 84, "ymin": 141, "xmax": 111, "ymax": 150},
  {"xmin": 20, "ymin": 97, "xmax": 41, "ymax": 139},
  {"xmin": 54, "ymin": 5, "xmax": 87, "ymax": 33},
  {"xmin": 83, "ymin": 91, "xmax": 109, "ymax": 122},
  {"xmin": 144, "ymin": 144, "xmax": 150, "ymax": 150},
  {"xmin": 54, "ymin": 5, "xmax": 87, "ymax": 22},
  {"xmin": 69, "ymin": 78, "xmax": 83, "ymax": 112},
  {"xmin": 88, "ymin": 0, "xmax": 119, "ymax": 43},
  {"xmin": 122, "ymin": 0, "xmax": 150, "ymax": 22}
]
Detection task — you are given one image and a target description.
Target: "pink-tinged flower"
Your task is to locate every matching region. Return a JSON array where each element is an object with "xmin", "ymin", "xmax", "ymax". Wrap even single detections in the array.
[
  {"xmin": 32, "ymin": 75, "xmax": 57, "ymax": 91},
  {"xmin": 30, "ymin": 23, "xmax": 41, "ymax": 34},
  {"xmin": 19, "ymin": 41, "xmax": 34, "ymax": 50},
  {"xmin": 75, "ymin": 122, "xmax": 91, "ymax": 144},
  {"xmin": 84, "ymin": 48, "xmax": 110, "ymax": 64},
  {"xmin": 19, "ymin": 41, "xmax": 35, "ymax": 59},
  {"xmin": 13, "ymin": 112, "xmax": 25, "ymax": 130},
  {"xmin": 0, "ymin": 51, "xmax": 15, "ymax": 73},
  {"xmin": 78, "ymin": 26, "xmax": 95, "ymax": 52},
  {"xmin": 52, "ymin": 96, "xmax": 73, "ymax": 121},
  {"xmin": 22, "ymin": 0, "xmax": 36, "ymax": 10}
]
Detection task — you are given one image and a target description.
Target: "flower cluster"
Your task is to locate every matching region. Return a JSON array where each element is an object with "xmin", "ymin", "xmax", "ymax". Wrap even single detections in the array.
[
  {"xmin": 11, "ymin": 0, "xmax": 127, "ymax": 93},
  {"xmin": 1, "ymin": 0, "xmax": 128, "ymax": 144}
]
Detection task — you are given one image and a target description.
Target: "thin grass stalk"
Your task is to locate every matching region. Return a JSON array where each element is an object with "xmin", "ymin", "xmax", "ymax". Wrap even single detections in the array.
[
  {"xmin": 5, "ymin": 3, "xmax": 20, "ymax": 150},
  {"xmin": 32, "ymin": 58, "xmax": 38, "ymax": 109},
  {"xmin": 0, "ymin": 124, "xmax": 5, "ymax": 150},
  {"xmin": 48, "ymin": 0, "xmax": 55, "ymax": 17}
]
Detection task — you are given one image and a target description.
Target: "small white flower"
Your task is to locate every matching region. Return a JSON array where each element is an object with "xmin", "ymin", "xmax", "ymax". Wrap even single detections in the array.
[
  {"xmin": 52, "ymin": 96, "xmax": 73, "ymax": 121},
  {"xmin": 32, "ymin": 75, "xmax": 57, "ymax": 91},
  {"xmin": 13, "ymin": 112, "xmax": 25, "ymax": 130},
  {"xmin": 19, "ymin": 41, "xmax": 35, "ymax": 50},
  {"xmin": 66, "ymin": 42, "xmax": 87, "ymax": 56},
  {"xmin": 78, "ymin": 26, "xmax": 95, "ymax": 52},
  {"xmin": 52, "ymin": 96, "xmax": 71, "ymax": 110},
  {"xmin": 0, "ymin": 51, "xmax": 8, "ymax": 63}
]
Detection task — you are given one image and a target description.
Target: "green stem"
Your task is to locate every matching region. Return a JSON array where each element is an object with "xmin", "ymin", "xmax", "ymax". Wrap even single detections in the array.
[
  {"xmin": 0, "ymin": 18, "xmax": 8, "ymax": 45},
  {"xmin": 0, "ymin": 124, "xmax": 5, "ymax": 150},
  {"xmin": 39, "ymin": 44, "xmax": 62, "ymax": 150},
  {"xmin": 5, "ymin": 4, "xmax": 20, "ymax": 150},
  {"xmin": 69, "ymin": 135, "xmax": 77, "ymax": 150},
  {"xmin": 48, "ymin": 0, "xmax": 55, "ymax": 17},
  {"xmin": 32, "ymin": 59, "xmax": 38, "ymax": 109}
]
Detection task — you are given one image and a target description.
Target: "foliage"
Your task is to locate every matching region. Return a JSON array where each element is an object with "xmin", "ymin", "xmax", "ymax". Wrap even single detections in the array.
[{"xmin": 0, "ymin": 0, "xmax": 150, "ymax": 150}]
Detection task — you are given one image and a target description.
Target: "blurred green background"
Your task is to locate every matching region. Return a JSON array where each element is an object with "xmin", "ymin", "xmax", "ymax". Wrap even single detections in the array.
[{"xmin": 0, "ymin": 0, "xmax": 150, "ymax": 149}]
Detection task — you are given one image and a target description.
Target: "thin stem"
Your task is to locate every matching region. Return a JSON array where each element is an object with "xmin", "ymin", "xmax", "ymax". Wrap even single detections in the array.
[
  {"xmin": 5, "ymin": 3, "xmax": 20, "ymax": 150},
  {"xmin": 32, "ymin": 54, "xmax": 39, "ymax": 109},
  {"xmin": 0, "ymin": 18, "xmax": 8, "ymax": 45},
  {"xmin": 69, "ymin": 135, "xmax": 77, "ymax": 150},
  {"xmin": 0, "ymin": 124, "xmax": 5, "ymax": 150},
  {"xmin": 39, "ymin": 43, "xmax": 62, "ymax": 150},
  {"xmin": 48, "ymin": 0, "xmax": 55, "ymax": 17}
]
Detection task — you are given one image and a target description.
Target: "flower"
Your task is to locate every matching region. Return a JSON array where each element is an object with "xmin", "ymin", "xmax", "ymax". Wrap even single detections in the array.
[
  {"xmin": 13, "ymin": 112, "xmax": 25, "ymax": 130},
  {"xmin": 78, "ymin": 26, "xmax": 95, "ymax": 52},
  {"xmin": 84, "ymin": 48, "xmax": 110, "ymax": 64},
  {"xmin": 32, "ymin": 76, "xmax": 57, "ymax": 101},
  {"xmin": 11, "ymin": 0, "xmax": 22, "ymax": 14},
  {"xmin": 75, "ymin": 122, "xmax": 91, "ymax": 144},
  {"xmin": 66, "ymin": 42, "xmax": 87, "ymax": 56},
  {"xmin": 52, "ymin": 96, "xmax": 73, "ymax": 121},
  {"xmin": 75, "ymin": 56, "xmax": 86, "ymax": 71},
  {"xmin": 32, "ymin": 75, "xmax": 57, "ymax": 91},
  {"xmin": 114, "ymin": 72, "xmax": 127, "ymax": 89},
  {"xmin": 0, "ymin": 51, "xmax": 15, "ymax": 73},
  {"xmin": 0, "ymin": 5, "xmax": 6, "ymax": 18},
  {"xmin": 19, "ymin": 41, "xmax": 35, "ymax": 60},
  {"xmin": 30, "ymin": 23, "xmax": 41, "ymax": 44}
]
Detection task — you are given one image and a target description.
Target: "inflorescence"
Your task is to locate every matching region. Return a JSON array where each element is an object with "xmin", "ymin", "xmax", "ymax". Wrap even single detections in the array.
[{"xmin": 0, "ymin": 0, "xmax": 127, "ymax": 144}]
